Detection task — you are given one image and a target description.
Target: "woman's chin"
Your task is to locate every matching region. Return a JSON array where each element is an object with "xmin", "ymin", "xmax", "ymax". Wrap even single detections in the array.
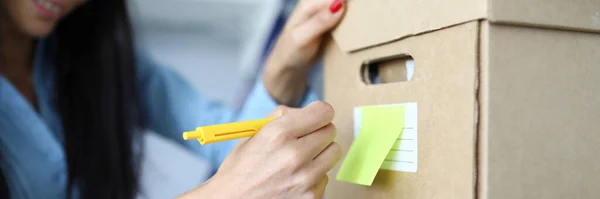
[
  {"xmin": 28, "ymin": 27, "xmax": 54, "ymax": 39},
  {"xmin": 22, "ymin": 21, "xmax": 56, "ymax": 38}
]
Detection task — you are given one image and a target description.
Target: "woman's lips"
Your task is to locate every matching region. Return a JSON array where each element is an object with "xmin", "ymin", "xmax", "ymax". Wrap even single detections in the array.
[{"xmin": 32, "ymin": 0, "xmax": 65, "ymax": 20}]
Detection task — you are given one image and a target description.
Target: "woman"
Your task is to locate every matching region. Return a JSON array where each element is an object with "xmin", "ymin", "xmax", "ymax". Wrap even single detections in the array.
[{"xmin": 0, "ymin": 0, "xmax": 346, "ymax": 198}]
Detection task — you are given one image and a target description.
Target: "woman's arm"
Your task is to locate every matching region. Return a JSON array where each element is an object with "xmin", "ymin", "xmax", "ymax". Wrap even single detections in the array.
[
  {"xmin": 135, "ymin": 54, "xmax": 319, "ymax": 172},
  {"xmin": 139, "ymin": 0, "xmax": 346, "ymax": 197},
  {"xmin": 177, "ymin": 103, "xmax": 340, "ymax": 199}
]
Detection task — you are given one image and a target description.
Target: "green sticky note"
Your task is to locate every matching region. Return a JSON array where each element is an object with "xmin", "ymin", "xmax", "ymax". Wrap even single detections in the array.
[{"xmin": 336, "ymin": 105, "xmax": 406, "ymax": 186}]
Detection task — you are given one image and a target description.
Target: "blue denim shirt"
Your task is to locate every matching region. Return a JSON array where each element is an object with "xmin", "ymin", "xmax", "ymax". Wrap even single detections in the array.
[{"xmin": 0, "ymin": 39, "xmax": 318, "ymax": 198}]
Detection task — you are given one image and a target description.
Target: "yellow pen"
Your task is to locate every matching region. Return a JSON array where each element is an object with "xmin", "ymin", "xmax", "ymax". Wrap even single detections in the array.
[{"xmin": 182, "ymin": 118, "xmax": 274, "ymax": 145}]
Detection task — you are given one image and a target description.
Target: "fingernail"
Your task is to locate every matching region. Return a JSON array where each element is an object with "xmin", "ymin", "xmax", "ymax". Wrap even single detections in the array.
[{"xmin": 329, "ymin": 0, "xmax": 343, "ymax": 13}]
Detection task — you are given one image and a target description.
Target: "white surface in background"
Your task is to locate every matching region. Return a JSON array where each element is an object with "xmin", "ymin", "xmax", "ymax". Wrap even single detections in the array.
[
  {"xmin": 135, "ymin": 31, "xmax": 243, "ymax": 106},
  {"xmin": 138, "ymin": 132, "xmax": 212, "ymax": 199},
  {"xmin": 129, "ymin": 0, "xmax": 281, "ymax": 108}
]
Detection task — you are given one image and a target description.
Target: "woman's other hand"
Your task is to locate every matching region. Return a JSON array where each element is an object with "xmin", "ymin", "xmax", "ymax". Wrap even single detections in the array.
[
  {"xmin": 177, "ymin": 101, "xmax": 343, "ymax": 199},
  {"xmin": 263, "ymin": 0, "xmax": 345, "ymax": 106}
]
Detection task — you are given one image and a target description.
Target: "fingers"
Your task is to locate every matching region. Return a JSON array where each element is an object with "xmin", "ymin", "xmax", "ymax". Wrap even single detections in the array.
[
  {"xmin": 294, "ymin": 142, "xmax": 342, "ymax": 188},
  {"xmin": 309, "ymin": 142, "xmax": 343, "ymax": 179},
  {"xmin": 272, "ymin": 101, "xmax": 335, "ymax": 138},
  {"xmin": 267, "ymin": 105, "xmax": 296, "ymax": 118},
  {"xmin": 289, "ymin": 0, "xmax": 345, "ymax": 46},
  {"xmin": 247, "ymin": 106, "xmax": 295, "ymax": 143},
  {"xmin": 243, "ymin": 106, "xmax": 298, "ymax": 147},
  {"xmin": 291, "ymin": 5, "xmax": 345, "ymax": 47},
  {"xmin": 296, "ymin": 123, "xmax": 337, "ymax": 159},
  {"xmin": 287, "ymin": 0, "xmax": 332, "ymax": 26},
  {"xmin": 308, "ymin": 175, "xmax": 329, "ymax": 199}
]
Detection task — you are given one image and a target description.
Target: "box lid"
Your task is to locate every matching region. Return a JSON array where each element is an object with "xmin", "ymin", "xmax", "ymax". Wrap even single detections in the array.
[{"xmin": 332, "ymin": 0, "xmax": 600, "ymax": 52}]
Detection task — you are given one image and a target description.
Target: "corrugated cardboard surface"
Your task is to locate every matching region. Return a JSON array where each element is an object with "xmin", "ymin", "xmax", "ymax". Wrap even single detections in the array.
[
  {"xmin": 477, "ymin": 22, "xmax": 490, "ymax": 199},
  {"xmin": 481, "ymin": 23, "xmax": 600, "ymax": 199},
  {"xmin": 489, "ymin": 0, "xmax": 600, "ymax": 32},
  {"xmin": 326, "ymin": 18, "xmax": 600, "ymax": 198},
  {"xmin": 333, "ymin": 0, "xmax": 600, "ymax": 52},
  {"xmin": 331, "ymin": 0, "xmax": 484, "ymax": 52},
  {"xmin": 324, "ymin": 22, "xmax": 479, "ymax": 199}
]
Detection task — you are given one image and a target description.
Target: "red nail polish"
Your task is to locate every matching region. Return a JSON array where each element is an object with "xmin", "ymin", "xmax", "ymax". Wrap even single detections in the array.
[{"xmin": 329, "ymin": 0, "xmax": 343, "ymax": 13}]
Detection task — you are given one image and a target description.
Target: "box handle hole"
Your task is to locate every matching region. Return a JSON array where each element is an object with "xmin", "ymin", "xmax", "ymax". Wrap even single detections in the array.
[{"xmin": 361, "ymin": 55, "xmax": 415, "ymax": 85}]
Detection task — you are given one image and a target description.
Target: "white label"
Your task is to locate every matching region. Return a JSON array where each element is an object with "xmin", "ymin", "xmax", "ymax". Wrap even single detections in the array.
[{"xmin": 353, "ymin": 102, "xmax": 418, "ymax": 172}]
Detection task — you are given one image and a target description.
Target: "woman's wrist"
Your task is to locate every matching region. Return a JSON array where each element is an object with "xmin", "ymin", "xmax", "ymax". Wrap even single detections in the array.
[
  {"xmin": 262, "ymin": 63, "xmax": 309, "ymax": 107},
  {"xmin": 176, "ymin": 176, "xmax": 239, "ymax": 199}
]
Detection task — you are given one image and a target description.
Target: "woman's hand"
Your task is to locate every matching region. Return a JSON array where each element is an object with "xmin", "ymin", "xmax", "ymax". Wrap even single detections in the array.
[
  {"xmin": 263, "ymin": 0, "xmax": 345, "ymax": 106},
  {"xmin": 177, "ymin": 101, "xmax": 343, "ymax": 199}
]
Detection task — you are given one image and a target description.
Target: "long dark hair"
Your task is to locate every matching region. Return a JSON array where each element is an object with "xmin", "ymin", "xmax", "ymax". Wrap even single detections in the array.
[{"xmin": 2, "ymin": 0, "xmax": 143, "ymax": 198}]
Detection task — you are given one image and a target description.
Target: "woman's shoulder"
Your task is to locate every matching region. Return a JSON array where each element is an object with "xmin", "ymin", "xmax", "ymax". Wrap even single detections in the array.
[
  {"xmin": 133, "ymin": 51, "xmax": 199, "ymax": 101},
  {"xmin": 133, "ymin": 51, "xmax": 187, "ymax": 88},
  {"xmin": 134, "ymin": 51, "xmax": 166, "ymax": 80}
]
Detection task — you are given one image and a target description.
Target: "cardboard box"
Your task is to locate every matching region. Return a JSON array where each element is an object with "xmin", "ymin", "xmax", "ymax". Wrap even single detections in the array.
[{"xmin": 324, "ymin": 1, "xmax": 600, "ymax": 198}]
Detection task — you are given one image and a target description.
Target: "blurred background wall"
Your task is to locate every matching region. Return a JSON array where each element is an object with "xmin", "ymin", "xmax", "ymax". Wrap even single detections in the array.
[
  {"xmin": 129, "ymin": 0, "xmax": 283, "ymax": 108},
  {"xmin": 125, "ymin": 0, "xmax": 323, "ymax": 198}
]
